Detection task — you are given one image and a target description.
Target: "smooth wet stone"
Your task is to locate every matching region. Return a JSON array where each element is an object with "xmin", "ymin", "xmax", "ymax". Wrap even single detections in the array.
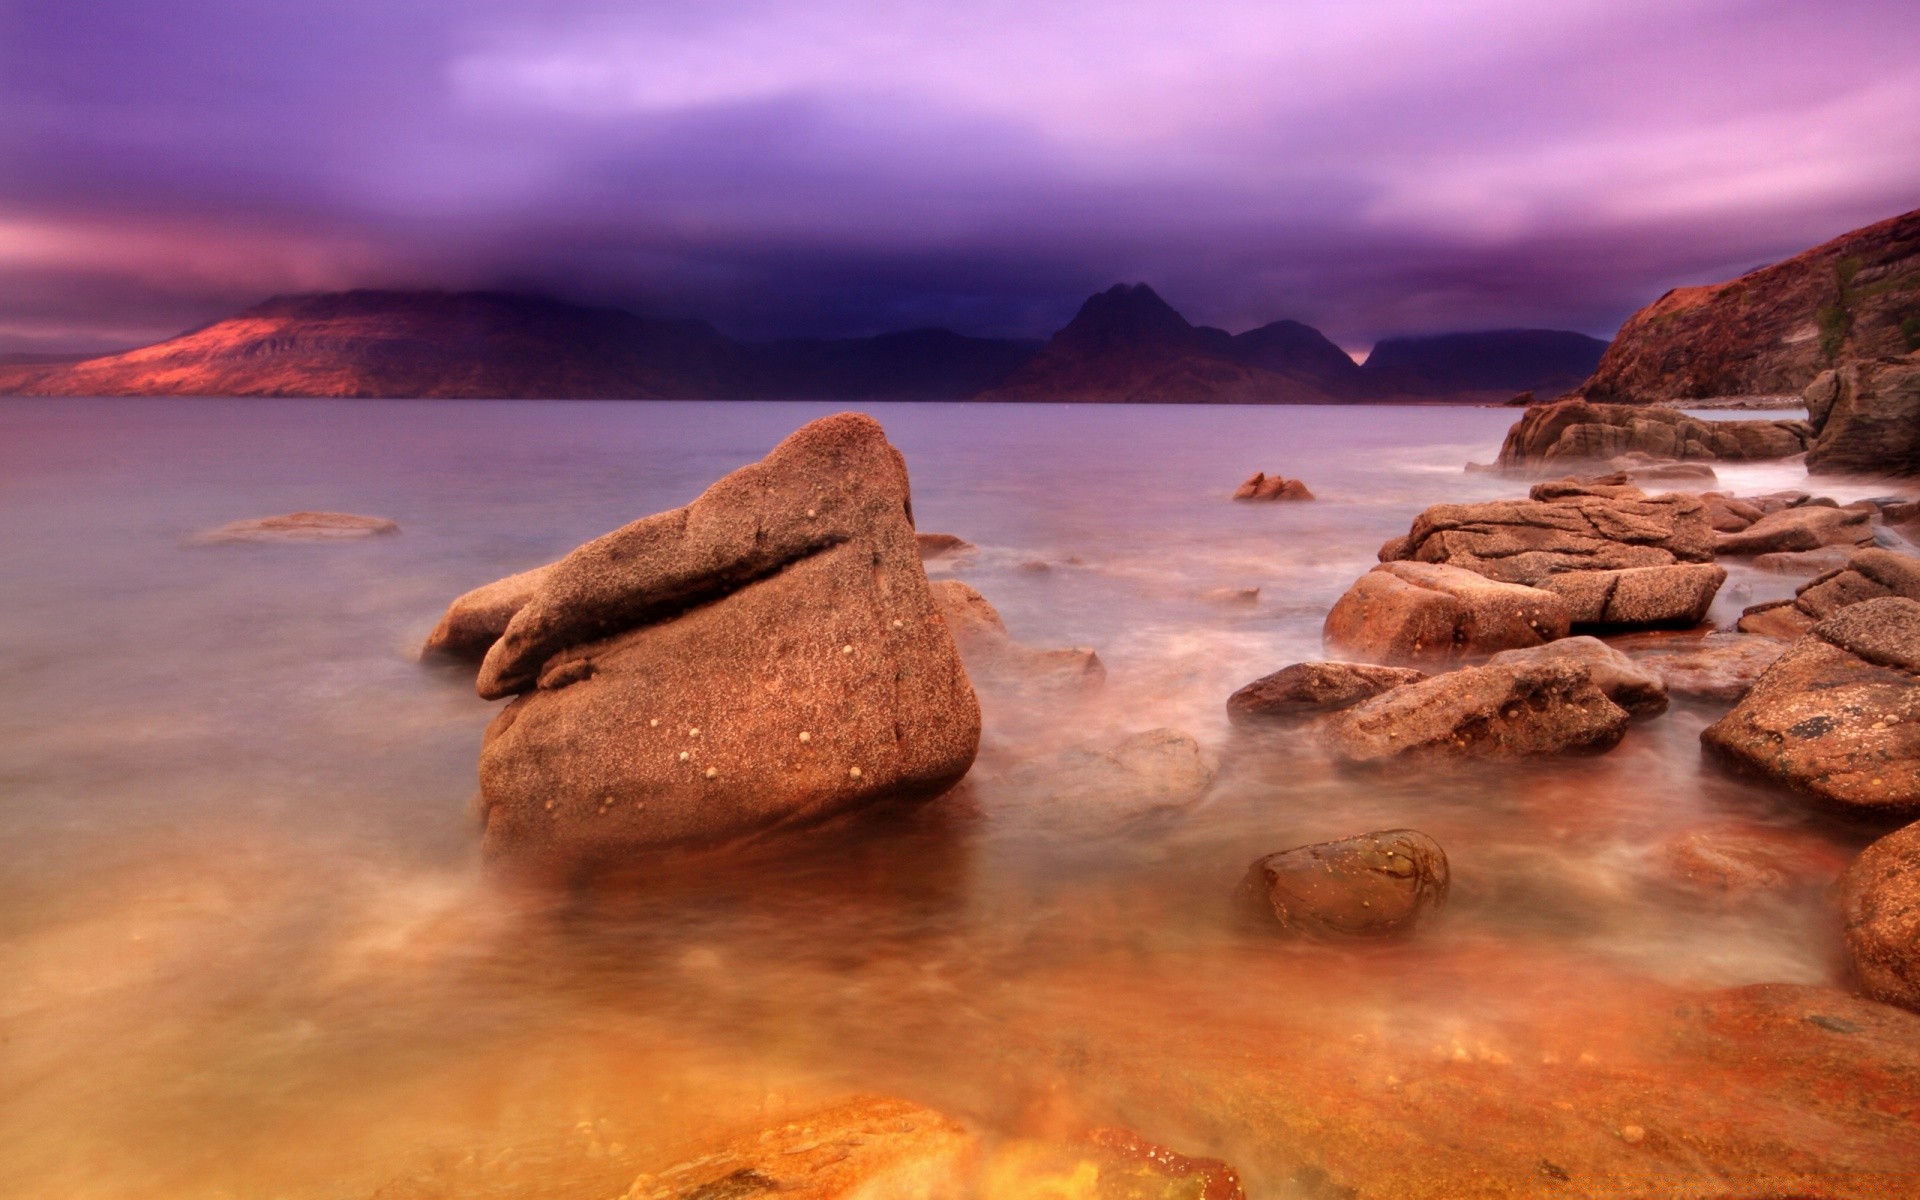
[
  {"xmin": 1322, "ymin": 561, "xmax": 1570, "ymax": 664},
  {"xmin": 619, "ymin": 1096, "xmax": 978, "ymax": 1200},
  {"xmin": 1839, "ymin": 822, "xmax": 1920, "ymax": 1014},
  {"xmin": 930, "ymin": 580, "xmax": 1104, "ymax": 695},
  {"xmin": 1226, "ymin": 661, "xmax": 1427, "ymax": 726},
  {"xmin": 477, "ymin": 414, "xmax": 980, "ymax": 867},
  {"xmin": 1232, "ymin": 471, "xmax": 1314, "ymax": 500},
  {"xmin": 1240, "ymin": 829, "xmax": 1449, "ymax": 940},
  {"xmin": 420, "ymin": 563, "xmax": 555, "ymax": 662},
  {"xmin": 1533, "ymin": 563, "xmax": 1725, "ymax": 630},
  {"xmin": 195, "ymin": 510, "xmax": 399, "ymax": 542},
  {"xmin": 1702, "ymin": 597, "xmax": 1920, "ymax": 815},
  {"xmin": 916, "ymin": 532, "xmax": 974, "ymax": 559},
  {"xmin": 1486, "ymin": 636, "xmax": 1668, "ymax": 718},
  {"xmin": 1325, "ymin": 660, "xmax": 1630, "ymax": 765}
]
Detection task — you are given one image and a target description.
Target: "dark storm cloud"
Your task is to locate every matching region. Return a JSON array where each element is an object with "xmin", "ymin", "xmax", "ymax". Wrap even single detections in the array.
[{"xmin": 2, "ymin": 0, "xmax": 1916, "ymax": 353}]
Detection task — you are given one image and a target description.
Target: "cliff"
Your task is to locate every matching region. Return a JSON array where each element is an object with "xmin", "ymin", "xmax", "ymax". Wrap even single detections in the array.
[{"xmin": 1577, "ymin": 207, "xmax": 1920, "ymax": 404}]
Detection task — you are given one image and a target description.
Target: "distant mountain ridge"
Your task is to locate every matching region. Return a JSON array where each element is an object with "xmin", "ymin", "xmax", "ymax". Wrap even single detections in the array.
[{"xmin": 0, "ymin": 284, "xmax": 1608, "ymax": 402}]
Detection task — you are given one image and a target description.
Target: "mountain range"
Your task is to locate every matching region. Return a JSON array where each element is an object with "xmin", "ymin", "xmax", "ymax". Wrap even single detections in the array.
[{"xmin": 0, "ymin": 285, "xmax": 1607, "ymax": 403}]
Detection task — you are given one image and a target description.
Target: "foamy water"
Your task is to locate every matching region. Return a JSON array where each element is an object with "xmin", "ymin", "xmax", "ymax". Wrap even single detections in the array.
[{"xmin": 0, "ymin": 399, "xmax": 1901, "ymax": 1197}]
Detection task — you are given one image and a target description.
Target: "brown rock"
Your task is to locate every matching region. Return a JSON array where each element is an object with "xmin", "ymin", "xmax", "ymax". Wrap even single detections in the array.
[
  {"xmin": 930, "ymin": 580, "xmax": 1104, "ymax": 694},
  {"xmin": 1628, "ymin": 633, "xmax": 1787, "ymax": 703},
  {"xmin": 475, "ymin": 414, "xmax": 981, "ymax": 866},
  {"xmin": 1322, "ymin": 562, "xmax": 1570, "ymax": 664},
  {"xmin": 420, "ymin": 564, "xmax": 555, "ymax": 662},
  {"xmin": 1324, "ymin": 660, "xmax": 1630, "ymax": 765},
  {"xmin": 1012, "ymin": 728, "xmax": 1217, "ymax": 820},
  {"xmin": 1533, "ymin": 562, "xmax": 1725, "ymax": 629},
  {"xmin": 1226, "ymin": 661, "xmax": 1427, "ymax": 725},
  {"xmin": 1232, "ymin": 471, "xmax": 1314, "ymax": 500},
  {"xmin": 1702, "ymin": 597, "xmax": 1920, "ymax": 815},
  {"xmin": 1703, "ymin": 493, "xmax": 1766, "ymax": 532},
  {"xmin": 916, "ymin": 532, "xmax": 974, "ymax": 559},
  {"xmin": 1659, "ymin": 826, "xmax": 1848, "ymax": 899},
  {"xmin": 195, "ymin": 511, "xmax": 400, "ymax": 542},
  {"xmin": 1239, "ymin": 829, "xmax": 1450, "ymax": 940},
  {"xmin": 1390, "ymin": 490, "xmax": 1713, "ymax": 585},
  {"xmin": 1838, "ymin": 822, "xmax": 1920, "ymax": 1014},
  {"xmin": 1805, "ymin": 354, "xmax": 1920, "ymax": 476},
  {"xmin": 1493, "ymin": 400, "xmax": 1810, "ymax": 470},
  {"xmin": 1737, "ymin": 547, "xmax": 1920, "ymax": 638},
  {"xmin": 1714, "ymin": 504, "xmax": 1875, "ymax": 556},
  {"xmin": 1752, "ymin": 547, "xmax": 1857, "ymax": 575},
  {"xmin": 1486, "ymin": 636, "xmax": 1668, "ymax": 718},
  {"xmin": 621, "ymin": 1095, "xmax": 978, "ymax": 1200},
  {"xmin": 1735, "ymin": 599, "xmax": 1818, "ymax": 640}
]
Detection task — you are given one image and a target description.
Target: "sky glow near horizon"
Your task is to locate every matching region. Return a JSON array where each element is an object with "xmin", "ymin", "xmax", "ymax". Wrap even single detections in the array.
[{"xmin": 2, "ymin": 0, "xmax": 1916, "ymax": 353}]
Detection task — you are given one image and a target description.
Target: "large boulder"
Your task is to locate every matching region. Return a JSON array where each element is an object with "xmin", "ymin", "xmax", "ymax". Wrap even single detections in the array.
[
  {"xmin": 475, "ymin": 413, "xmax": 981, "ymax": 866},
  {"xmin": 1493, "ymin": 400, "xmax": 1810, "ymax": 471},
  {"xmin": 1533, "ymin": 562, "xmax": 1725, "ymax": 629},
  {"xmin": 1322, "ymin": 561, "xmax": 1570, "ymax": 664},
  {"xmin": 1804, "ymin": 354, "xmax": 1920, "ymax": 476},
  {"xmin": 1486, "ymin": 636, "xmax": 1668, "ymax": 718},
  {"xmin": 420, "ymin": 564, "xmax": 554, "ymax": 661},
  {"xmin": 1837, "ymin": 822, "xmax": 1920, "ymax": 1014},
  {"xmin": 1736, "ymin": 547, "xmax": 1920, "ymax": 638},
  {"xmin": 929, "ymin": 580, "xmax": 1104, "ymax": 694},
  {"xmin": 1324, "ymin": 660, "xmax": 1630, "ymax": 765},
  {"xmin": 1226, "ymin": 661, "xmax": 1426, "ymax": 725},
  {"xmin": 1381, "ymin": 489, "xmax": 1714, "ymax": 585},
  {"xmin": 1702, "ymin": 597, "xmax": 1920, "ymax": 815},
  {"xmin": 1239, "ymin": 830, "xmax": 1450, "ymax": 940},
  {"xmin": 1712, "ymin": 504, "xmax": 1874, "ymax": 556}
]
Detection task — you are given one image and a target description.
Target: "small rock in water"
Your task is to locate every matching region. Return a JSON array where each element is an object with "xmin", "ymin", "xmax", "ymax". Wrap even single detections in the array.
[
  {"xmin": 1202, "ymin": 585, "xmax": 1261, "ymax": 607},
  {"xmin": 916, "ymin": 532, "xmax": 974, "ymax": 560},
  {"xmin": 986, "ymin": 1127, "xmax": 1246, "ymax": 1199},
  {"xmin": 1012, "ymin": 728, "xmax": 1217, "ymax": 821},
  {"xmin": 1232, "ymin": 471, "xmax": 1314, "ymax": 501},
  {"xmin": 195, "ymin": 510, "xmax": 399, "ymax": 542},
  {"xmin": 1240, "ymin": 829, "xmax": 1449, "ymax": 940},
  {"xmin": 1226, "ymin": 661, "xmax": 1426, "ymax": 726},
  {"xmin": 930, "ymin": 580, "xmax": 1104, "ymax": 696}
]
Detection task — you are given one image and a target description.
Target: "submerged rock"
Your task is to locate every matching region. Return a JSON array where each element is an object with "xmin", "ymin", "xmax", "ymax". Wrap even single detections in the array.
[
  {"xmin": 1624, "ymin": 633, "xmax": 1787, "ymax": 703},
  {"xmin": 1838, "ymin": 822, "xmax": 1920, "ymax": 1014},
  {"xmin": 620, "ymin": 1096, "xmax": 978, "ymax": 1200},
  {"xmin": 930, "ymin": 580, "xmax": 1104, "ymax": 694},
  {"xmin": 1239, "ymin": 829, "xmax": 1449, "ymax": 940},
  {"xmin": 1322, "ymin": 561, "xmax": 1570, "ymax": 664},
  {"xmin": 1380, "ymin": 489, "xmax": 1714, "ymax": 585},
  {"xmin": 476, "ymin": 413, "xmax": 980, "ymax": 867},
  {"xmin": 1325, "ymin": 660, "xmax": 1630, "ymax": 765},
  {"xmin": 420, "ymin": 563, "xmax": 554, "ymax": 662},
  {"xmin": 1232, "ymin": 471, "xmax": 1314, "ymax": 500},
  {"xmin": 1012, "ymin": 728, "xmax": 1217, "ymax": 820},
  {"xmin": 1486, "ymin": 636, "xmax": 1668, "ymax": 718},
  {"xmin": 195, "ymin": 510, "xmax": 399, "ymax": 542},
  {"xmin": 1226, "ymin": 661, "xmax": 1427, "ymax": 725},
  {"xmin": 1702, "ymin": 597, "xmax": 1920, "ymax": 815},
  {"xmin": 1533, "ymin": 562, "xmax": 1725, "ymax": 630}
]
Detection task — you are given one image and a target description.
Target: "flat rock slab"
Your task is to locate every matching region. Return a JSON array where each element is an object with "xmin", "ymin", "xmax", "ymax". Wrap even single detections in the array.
[
  {"xmin": 1739, "ymin": 548, "xmax": 1920, "ymax": 639},
  {"xmin": 1240, "ymin": 829, "xmax": 1449, "ymax": 939},
  {"xmin": 1487, "ymin": 636, "xmax": 1668, "ymax": 718},
  {"xmin": 1702, "ymin": 596, "xmax": 1920, "ymax": 815},
  {"xmin": 1839, "ymin": 822, "xmax": 1920, "ymax": 1014},
  {"xmin": 1533, "ymin": 563, "xmax": 1725, "ymax": 630},
  {"xmin": 1714, "ymin": 504, "xmax": 1874, "ymax": 556},
  {"xmin": 1325, "ymin": 660, "xmax": 1630, "ymax": 765},
  {"xmin": 1226, "ymin": 661, "xmax": 1427, "ymax": 725},
  {"xmin": 1323, "ymin": 561, "xmax": 1570, "ymax": 664},
  {"xmin": 195, "ymin": 511, "xmax": 399, "ymax": 542},
  {"xmin": 1494, "ymin": 400, "xmax": 1810, "ymax": 469},
  {"xmin": 1382, "ymin": 490, "xmax": 1713, "ymax": 585}
]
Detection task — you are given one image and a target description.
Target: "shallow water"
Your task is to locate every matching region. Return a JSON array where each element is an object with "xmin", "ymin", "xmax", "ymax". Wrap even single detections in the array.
[{"xmin": 0, "ymin": 399, "xmax": 1910, "ymax": 1197}]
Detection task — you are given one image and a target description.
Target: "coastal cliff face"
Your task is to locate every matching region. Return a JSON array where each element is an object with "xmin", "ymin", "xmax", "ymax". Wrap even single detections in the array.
[{"xmin": 1577, "ymin": 208, "xmax": 1920, "ymax": 404}]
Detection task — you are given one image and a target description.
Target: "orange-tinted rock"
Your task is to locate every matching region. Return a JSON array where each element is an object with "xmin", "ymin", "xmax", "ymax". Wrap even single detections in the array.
[
  {"xmin": 1752, "ymin": 547, "xmax": 1857, "ymax": 575},
  {"xmin": 1838, "ymin": 822, "xmax": 1920, "ymax": 1014},
  {"xmin": 983, "ymin": 1128, "xmax": 1246, "ymax": 1200},
  {"xmin": 420, "ymin": 564, "xmax": 555, "ymax": 662},
  {"xmin": 1738, "ymin": 548, "xmax": 1920, "ymax": 639},
  {"xmin": 1240, "ymin": 829, "xmax": 1449, "ymax": 940},
  {"xmin": 1658, "ymin": 826, "xmax": 1849, "ymax": 899},
  {"xmin": 621, "ymin": 1096, "xmax": 978, "ymax": 1200},
  {"xmin": 1227, "ymin": 661, "xmax": 1427, "ymax": 725},
  {"xmin": 1626, "ymin": 632, "xmax": 1786, "ymax": 703},
  {"xmin": 1703, "ymin": 493, "xmax": 1765, "ymax": 532},
  {"xmin": 1232, "ymin": 472, "xmax": 1314, "ymax": 501},
  {"xmin": 195, "ymin": 511, "xmax": 399, "ymax": 542},
  {"xmin": 1487, "ymin": 636, "xmax": 1668, "ymax": 718},
  {"xmin": 1735, "ymin": 599, "xmax": 1818, "ymax": 640},
  {"xmin": 1493, "ymin": 401, "xmax": 1809, "ymax": 469},
  {"xmin": 1322, "ymin": 562, "xmax": 1570, "ymax": 664},
  {"xmin": 1805, "ymin": 354, "xmax": 1920, "ymax": 476},
  {"xmin": 1714, "ymin": 504, "xmax": 1875, "ymax": 556},
  {"xmin": 1702, "ymin": 597, "xmax": 1920, "ymax": 815},
  {"xmin": 1533, "ymin": 563, "xmax": 1724, "ymax": 629},
  {"xmin": 917, "ymin": 532, "xmax": 974, "ymax": 559},
  {"xmin": 1010, "ymin": 728, "xmax": 1217, "ymax": 821},
  {"xmin": 1325, "ymin": 661, "xmax": 1629, "ymax": 765},
  {"xmin": 1388, "ymin": 490, "xmax": 1714, "ymax": 584}
]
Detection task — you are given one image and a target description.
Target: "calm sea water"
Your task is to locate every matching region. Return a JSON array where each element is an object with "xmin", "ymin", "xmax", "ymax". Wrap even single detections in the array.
[{"xmin": 0, "ymin": 399, "xmax": 1895, "ymax": 1197}]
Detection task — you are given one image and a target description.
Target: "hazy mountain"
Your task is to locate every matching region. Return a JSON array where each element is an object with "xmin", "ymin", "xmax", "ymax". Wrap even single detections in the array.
[{"xmin": 1361, "ymin": 330, "xmax": 1609, "ymax": 397}]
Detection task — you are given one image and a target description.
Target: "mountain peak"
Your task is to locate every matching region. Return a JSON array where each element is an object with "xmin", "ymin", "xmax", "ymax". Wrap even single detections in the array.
[{"xmin": 1056, "ymin": 283, "xmax": 1196, "ymax": 350}]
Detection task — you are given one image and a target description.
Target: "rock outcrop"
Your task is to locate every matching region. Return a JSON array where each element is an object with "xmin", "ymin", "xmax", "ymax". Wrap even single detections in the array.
[
  {"xmin": 929, "ymin": 580, "xmax": 1104, "ymax": 694},
  {"xmin": 1381, "ymin": 489, "xmax": 1713, "ymax": 585},
  {"xmin": 1226, "ymin": 662, "xmax": 1427, "ymax": 725},
  {"xmin": 1493, "ymin": 401, "xmax": 1811, "ymax": 470},
  {"xmin": 1533, "ymin": 563, "xmax": 1725, "ymax": 629},
  {"xmin": 1575, "ymin": 207, "xmax": 1920, "ymax": 404},
  {"xmin": 1838, "ymin": 822, "xmax": 1920, "ymax": 1014},
  {"xmin": 1231, "ymin": 472, "xmax": 1314, "ymax": 500},
  {"xmin": 1736, "ymin": 547, "xmax": 1920, "ymax": 639},
  {"xmin": 1322, "ymin": 562, "xmax": 1570, "ymax": 664},
  {"xmin": 1702, "ymin": 597, "xmax": 1920, "ymax": 815},
  {"xmin": 1324, "ymin": 660, "xmax": 1630, "ymax": 765},
  {"xmin": 1239, "ymin": 830, "xmax": 1450, "ymax": 940},
  {"xmin": 195, "ymin": 511, "xmax": 399, "ymax": 542},
  {"xmin": 1486, "ymin": 637, "xmax": 1669, "ymax": 718},
  {"xmin": 474, "ymin": 413, "xmax": 981, "ymax": 866},
  {"xmin": 1804, "ymin": 353, "xmax": 1920, "ymax": 476},
  {"xmin": 1713, "ymin": 504, "xmax": 1874, "ymax": 556},
  {"xmin": 420, "ymin": 564, "xmax": 554, "ymax": 661}
]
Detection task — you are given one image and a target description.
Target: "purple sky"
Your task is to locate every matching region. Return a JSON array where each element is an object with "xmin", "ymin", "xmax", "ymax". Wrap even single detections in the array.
[{"xmin": 3, "ymin": 0, "xmax": 1917, "ymax": 354}]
